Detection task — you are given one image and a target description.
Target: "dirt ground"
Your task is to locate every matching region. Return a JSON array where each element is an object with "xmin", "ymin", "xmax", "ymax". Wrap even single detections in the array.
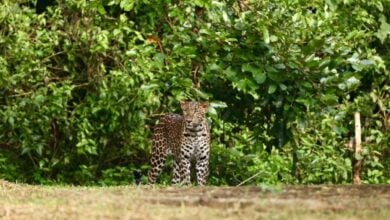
[{"xmin": 1, "ymin": 180, "xmax": 390, "ymax": 220}]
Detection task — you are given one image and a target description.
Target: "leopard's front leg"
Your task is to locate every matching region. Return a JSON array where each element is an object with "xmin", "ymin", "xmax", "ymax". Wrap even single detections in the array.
[
  {"xmin": 196, "ymin": 158, "xmax": 209, "ymax": 186},
  {"xmin": 179, "ymin": 143, "xmax": 192, "ymax": 185},
  {"xmin": 172, "ymin": 160, "xmax": 181, "ymax": 184},
  {"xmin": 196, "ymin": 141, "xmax": 210, "ymax": 186}
]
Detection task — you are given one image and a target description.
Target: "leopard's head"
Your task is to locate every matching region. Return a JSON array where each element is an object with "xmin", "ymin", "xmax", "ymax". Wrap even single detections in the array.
[{"xmin": 180, "ymin": 101, "xmax": 209, "ymax": 132}]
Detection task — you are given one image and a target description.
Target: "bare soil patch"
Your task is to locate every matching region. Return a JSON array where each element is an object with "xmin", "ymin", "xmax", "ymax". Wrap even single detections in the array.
[{"xmin": 1, "ymin": 180, "xmax": 389, "ymax": 220}]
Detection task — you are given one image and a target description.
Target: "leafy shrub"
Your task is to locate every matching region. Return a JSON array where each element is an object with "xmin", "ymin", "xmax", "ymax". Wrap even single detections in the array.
[{"xmin": 0, "ymin": 0, "xmax": 388, "ymax": 185}]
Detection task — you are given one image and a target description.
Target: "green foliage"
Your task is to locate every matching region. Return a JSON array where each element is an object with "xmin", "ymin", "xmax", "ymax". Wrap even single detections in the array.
[
  {"xmin": 0, "ymin": 0, "xmax": 389, "ymax": 185},
  {"xmin": 292, "ymin": 111, "xmax": 352, "ymax": 184}
]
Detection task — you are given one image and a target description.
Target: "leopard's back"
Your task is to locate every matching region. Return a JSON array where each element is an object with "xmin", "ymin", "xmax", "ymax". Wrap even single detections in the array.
[{"xmin": 153, "ymin": 113, "xmax": 183, "ymax": 157}]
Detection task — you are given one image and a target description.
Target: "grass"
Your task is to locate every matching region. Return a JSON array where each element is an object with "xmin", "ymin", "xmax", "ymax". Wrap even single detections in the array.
[{"xmin": 1, "ymin": 180, "xmax": 390, "ymax": 219}]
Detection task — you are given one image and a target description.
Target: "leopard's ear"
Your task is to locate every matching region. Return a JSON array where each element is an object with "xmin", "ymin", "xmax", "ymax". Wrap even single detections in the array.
[
  {"xmin": 200, "ymin": 101, "xmax": 209, "ymax": 110},
  {"xmin": 180, "ymin": 100, "xmax": 189, "ymax": 109}
]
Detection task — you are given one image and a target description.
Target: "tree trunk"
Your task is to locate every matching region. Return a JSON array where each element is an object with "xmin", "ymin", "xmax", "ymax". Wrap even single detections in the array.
[{"xmin": 353, "ymin": 112, "xmax": 363, "ymax": 185}]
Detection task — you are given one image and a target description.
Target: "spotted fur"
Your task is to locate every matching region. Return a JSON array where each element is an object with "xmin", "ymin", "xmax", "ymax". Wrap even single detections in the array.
[{"xmin": 147, "ymin": 101, "xmax": 210, "ymax": 185}]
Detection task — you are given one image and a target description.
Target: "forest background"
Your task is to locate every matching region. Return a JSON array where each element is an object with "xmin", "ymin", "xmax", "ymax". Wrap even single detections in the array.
[{"xmin": 0, "ymin": 0, "xmax": 389, "ymax": 186}]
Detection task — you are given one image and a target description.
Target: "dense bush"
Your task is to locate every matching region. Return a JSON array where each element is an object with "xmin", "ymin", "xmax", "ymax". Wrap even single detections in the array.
[{"xmin": 0, "ymin": 0, "xmax": 389, "ymax": 185}]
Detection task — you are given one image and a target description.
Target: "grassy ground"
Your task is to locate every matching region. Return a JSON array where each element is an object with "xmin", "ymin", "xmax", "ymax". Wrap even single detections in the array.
[{"xmin": 1, "ymin": 180, "xmax": 390, "ymax": 220}]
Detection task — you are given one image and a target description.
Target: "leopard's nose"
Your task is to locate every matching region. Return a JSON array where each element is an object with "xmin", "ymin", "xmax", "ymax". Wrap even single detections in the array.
[{"xmin": 193, "ymin": 123, "xmax": 202, "ymax": 128}]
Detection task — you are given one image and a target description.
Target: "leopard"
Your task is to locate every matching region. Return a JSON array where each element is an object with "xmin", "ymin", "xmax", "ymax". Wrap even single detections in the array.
[{"xmin": 147, "ymin": 101, "xmax": 210, "ymax": 185}]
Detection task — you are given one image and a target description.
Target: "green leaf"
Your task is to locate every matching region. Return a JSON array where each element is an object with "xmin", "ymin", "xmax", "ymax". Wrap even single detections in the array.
[
  {"xmin": 194, "ymin": 0, "xmax": 210, "ymax": 7},
  {"xmin": 242, "ymin": 64, "xmax": 266, "ymax": 84},
  {"xmin": 262, "ymin": 26, "xmax": 270, "ymax": 44},
  {"xmin": 242, "ymin": 63, "xmax": 255, "ymax": 73},
  {"xmin": 376, "ymin": 15, "xmax": 390, "ymax": 44},
  {"xmin": 8, "ymin": 117, "xmax": 14, "ymax": 127},
  {"xmin": 279, "ymin": 84, "xmax": 287, "ymax": 91},
  {"xmin": 253, "ymin": 72, "xmax": 266, "ymax": 84},
  {"xmin": 21, "ymin": 147, "xmax": 31, "ymax": 155},
  {"xmin": 321, "ymin": 93, "xmax": 338, "ymax": 105},
  {"xmin": 34, "ymin": 94, "xmax": 45, "ymax": 104},
  {"xmin": 225, "ymin": 67, "xmax": 238, "ymax": 81},
  {"xmin": 268, "ymin": 84, "xmax": 277, "ymax": 94},
  {"xmin": 120, "ymin": 0, "xmax": 134, "ymax": 11},
  {"xmin": 267, "ymin": 70, "xmax": 285, "ymax": 82},
  {"xmin": 210, "ymin": 101, "xmax": 227, "ymax": 108},
  {"xmin": 97, "ymin": 4, "xmax": 106, "ymax": 15}
]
